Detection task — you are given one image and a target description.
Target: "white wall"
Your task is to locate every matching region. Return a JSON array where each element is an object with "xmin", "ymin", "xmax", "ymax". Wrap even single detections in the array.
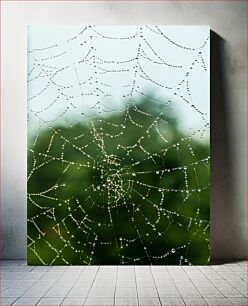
[{"xmin": 1, "ymin": 1, "xmax": 246, "ymax": 260}]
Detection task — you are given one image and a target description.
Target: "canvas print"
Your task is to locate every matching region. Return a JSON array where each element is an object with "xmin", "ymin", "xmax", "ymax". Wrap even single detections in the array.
[{"xmin": 27, "ymin": 26, "xmax": 210, "ymax": 265}]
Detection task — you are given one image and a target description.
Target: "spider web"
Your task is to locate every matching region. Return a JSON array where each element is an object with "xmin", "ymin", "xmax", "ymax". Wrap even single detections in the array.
[{"xmin": 27, "ymin": 25, "xmax": 210, "ymax": 265}]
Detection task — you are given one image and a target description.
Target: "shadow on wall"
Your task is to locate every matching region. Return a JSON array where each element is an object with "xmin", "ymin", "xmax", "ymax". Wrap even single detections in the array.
[{"xmin": 210, "ymin": 31, "xmax": 245, "ymax": 263}]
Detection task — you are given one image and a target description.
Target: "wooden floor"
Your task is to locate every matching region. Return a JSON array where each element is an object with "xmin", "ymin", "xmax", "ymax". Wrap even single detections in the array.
[{"xmin": 1, "ymin": 260, "xmax": 247, "ymax": 305}]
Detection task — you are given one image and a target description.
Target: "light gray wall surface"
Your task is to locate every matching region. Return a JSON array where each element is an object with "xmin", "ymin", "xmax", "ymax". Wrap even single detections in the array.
[{"xmin": 1, "ymin": 1, "xmax": 247, "ymax": 260}]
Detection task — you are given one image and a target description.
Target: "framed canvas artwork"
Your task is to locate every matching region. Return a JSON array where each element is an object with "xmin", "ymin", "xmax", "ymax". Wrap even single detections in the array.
[{"xmin": 27, "ymin": 26, "xmax": 210, "ymax": 265}]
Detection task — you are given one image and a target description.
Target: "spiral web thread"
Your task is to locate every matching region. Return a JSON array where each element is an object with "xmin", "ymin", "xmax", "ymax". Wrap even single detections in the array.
[{"xmin": 27, "ymin": 26, "xmax": 210, "ymax": 265}]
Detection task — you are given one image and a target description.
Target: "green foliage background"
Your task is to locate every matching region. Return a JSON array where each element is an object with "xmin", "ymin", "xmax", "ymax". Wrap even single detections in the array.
[{"xmin": 28, "ymin": 96, "xmax": 210, "ymax": 265}]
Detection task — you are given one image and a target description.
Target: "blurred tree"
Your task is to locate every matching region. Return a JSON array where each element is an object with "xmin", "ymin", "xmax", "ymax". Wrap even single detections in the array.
[{"xmin": 27, "ymin": 96, "xmax": 210, "ymax": 265}]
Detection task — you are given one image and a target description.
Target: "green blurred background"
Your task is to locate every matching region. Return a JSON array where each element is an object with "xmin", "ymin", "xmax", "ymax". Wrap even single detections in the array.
[{"xmin": 27, "ymin": 95, "xmax": 210, "ymax": 265}]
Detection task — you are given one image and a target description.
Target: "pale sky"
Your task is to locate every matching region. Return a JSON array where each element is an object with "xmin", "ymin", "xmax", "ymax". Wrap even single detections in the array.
[{"xmin": 27, "ymin": 25, "xmax": 210, "ymax": 141}]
